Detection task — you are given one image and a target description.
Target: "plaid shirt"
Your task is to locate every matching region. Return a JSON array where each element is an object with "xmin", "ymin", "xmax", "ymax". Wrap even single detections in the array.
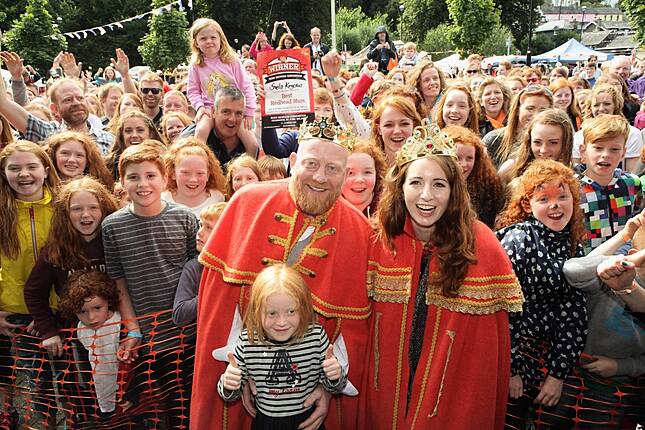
[
  {"xmin": 25, "ymin": 113, "xmax": 114, "ymax": 155},
  {"xmin": 577, "ymin": 167, "xmax": 643, "ymax": 254}
]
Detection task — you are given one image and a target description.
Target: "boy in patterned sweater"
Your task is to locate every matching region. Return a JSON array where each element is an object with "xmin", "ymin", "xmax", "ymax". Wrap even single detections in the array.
[{"xmin": 577, "ymin": 115, "xmax": 643, "ymax": 254}]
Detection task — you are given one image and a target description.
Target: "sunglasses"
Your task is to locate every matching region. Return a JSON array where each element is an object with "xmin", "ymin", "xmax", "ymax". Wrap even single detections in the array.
[
  {"xmin": 466, "ymin": 69, "xmax": 479, "ymax": 74},
  {"xmin": 141, "ymin": 87, "xmax": 162, "ymax": 95},
  {"xmin": 524, "ymin": 83, "xmax": 553, "ymax": 97}
]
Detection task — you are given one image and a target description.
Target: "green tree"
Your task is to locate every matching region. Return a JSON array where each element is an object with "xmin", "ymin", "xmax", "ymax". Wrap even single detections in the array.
[
  {"xmin": 400, "ymin": 0, "xmax": 449, "ymax": 43},
  {"xmin": 139, "ymin": 0, "xmax": 190, "ymax": 71},
  {"xmin": 479, "ymin": 25, "xmax": 516, "ymax": 56},
  {"xmin": 446, "ymin": 0, "xmax": 501, "ymax": 55},
  {"xmin": 4, "ymin": 0, "xmax": 67, "ymax": 74},
  {"xmin": 495, "ymin": 0, "xmax": 544, "ymax": 48},
  {"xmin": 327, "ymin": 6, "xmax": 389, "ymax": 54},
  {"xmin": 621, "ymin": 0, "xmax": 645, "ymax": 46},
  {"xmin": 420, "ymin": 23, "xmax": 455, "ymax": 60}
]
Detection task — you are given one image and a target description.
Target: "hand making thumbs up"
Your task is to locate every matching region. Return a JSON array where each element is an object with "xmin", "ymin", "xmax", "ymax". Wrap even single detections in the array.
[
  {"xmin": 222, "ymin": 351, "xmax": 243, "ymax": 391},
  {"xmin": 322, "ymin": 346, "xmax": 342, "ymax": 381}
]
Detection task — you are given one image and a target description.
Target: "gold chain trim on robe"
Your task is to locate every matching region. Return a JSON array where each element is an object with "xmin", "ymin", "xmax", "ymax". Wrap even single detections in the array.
[
  {"xmin": 331, "ymin": 318, "xmax": 342, "ymax": 343},
  {"xmin": 425, "ymin": 274, "xmax": 524, "ymax": 314},
  {"xmin": 411, "ymin": 308, "xmax": 442, "ymax": 430},
  {"xmin": 391, "ymin": 303, "xmax": 408, "ymax": 430},
  {"xmin": 373, "ymin": 312, "xmax": 382, "ymax": 391},
  {"xmin": 367, "ymin": 261, "xmax": 413, "ymax": 304},
  {"xmin": 429, "ymin": 330, "xmax": 455, "ymax": 418},
  {"xmin": 199, "ymin": 251, "xmax": 259, "ymax": 285},
  {"xmin": 223, "ymin": 402, "xmax": 228, "ymax": 430}
]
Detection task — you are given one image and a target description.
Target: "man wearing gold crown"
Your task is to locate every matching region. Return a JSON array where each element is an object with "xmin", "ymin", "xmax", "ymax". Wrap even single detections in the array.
[
  {"xmin": 190, "ymin": 118, "xmax": 371, "ymax": 430},
  {"xmin": 362, "ymin": 121, "xmax": 523, "ymax": 429}
]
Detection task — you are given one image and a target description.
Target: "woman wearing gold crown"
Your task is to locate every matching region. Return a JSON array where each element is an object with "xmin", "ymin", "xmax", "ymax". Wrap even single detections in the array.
[{"xmin": 361, "ymin": 121, "xmax": 524, "ymax": 429}]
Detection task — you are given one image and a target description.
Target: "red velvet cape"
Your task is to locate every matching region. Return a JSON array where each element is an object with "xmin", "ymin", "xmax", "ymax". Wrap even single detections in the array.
[
  {"xmin": 191, "ymin": 180, "xmax": 372, "ymax": 430},
  {"xmin": 360, "ymin": 219, "xmax": 524, "ymax": 430}
]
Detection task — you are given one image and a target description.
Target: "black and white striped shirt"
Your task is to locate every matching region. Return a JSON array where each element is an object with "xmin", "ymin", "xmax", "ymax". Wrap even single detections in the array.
[{"xmin": 218, "ymin": 323, "xmax": 347, "ymax": 417}]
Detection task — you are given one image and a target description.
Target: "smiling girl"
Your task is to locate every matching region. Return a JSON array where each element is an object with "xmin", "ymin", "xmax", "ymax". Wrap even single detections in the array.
[
  {"xmin": 25, "ymin": 177, "xmax": 119, "ymax": 359},
  {"xmin": 549, "ymin": 78, "xmax": 582, "ymax": 131},
  {"xmin": 500, "ymin": 109, "xmax": 574, "ymax": 184},
  {"xmin": 371, "ymin": 96, "xmax": 422, "ymax": 166},
  {"xmin": 364, "ymin": 122, "xmax": 523, "ymax": 429},
  {"xmin": 406, "ymin": 60, "xmax": 446, "ymax": 115},
  {"xmin": 105, "ymin": 110, "xmax": 164, "ymax": 180},
  {"xmin": 0, "ymin": 141, "xmax": 60, "ymax": 427},
  {"xmin": 496, "ymin": 159, "xmax": 587, "ymax": 428},
  {"xmin": 218, "ymin": 264, "xmax": 347, "ymax": 429},
  {"xmin": 341, "ymin": 140, "xmax": 386, "ymax": 217},
  {"xmin": 162, "ymin": 137, "xmax": 226, "ymax": 216},
  {"xmin": 225, "ymin": 154, "xmax": 262, "ymax": 199},
  {"xmin": 434, "ymin": 85, "xmax": 479, "ymax": 134},
  {"xmin": 45, "ymin": 131, "xmax": 114, "ymax": 189},
  {"xmin": 477, "ymin": 77, "xmax": 511, "ymax": 137},
  {"xmin": 187, "ymin": 18, "xmax": 256, "ymax": 144},
  {"xmin": 161, "ymin": 112, "xmax": 192, "ymax": 145}
]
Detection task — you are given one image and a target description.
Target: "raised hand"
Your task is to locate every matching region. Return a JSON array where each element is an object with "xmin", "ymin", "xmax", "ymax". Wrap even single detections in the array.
[
  {"xmin": 322, "ymin": 346, "xmax": 342, "ymax": 381},
  {"xmin": 0, "ymin": 52, "xmax": 25, "ymax": 80},
  {"xmin": 60, "ymin": 52, "xmax": 82, "ymax": 79},
  {"xmin": 222, "ymin": 351, "xmax": 242, "ymax": 391},
  {"xmin": 321, "ymin": 50, "xmax": 342, "ymax": 78},
  {"xmin": 111, "ymin": 48, "xmax": 130, "ymax": 77}
]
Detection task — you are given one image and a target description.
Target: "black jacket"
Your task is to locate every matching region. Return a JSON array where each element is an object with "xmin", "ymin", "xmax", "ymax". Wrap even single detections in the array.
[
  {"xmin": 303, "ymin": 42, "xmax": 330, "ymax": 73},
  {"xmin": 366, "ymin": 26, "xmax": 397, "ymax": 74}
]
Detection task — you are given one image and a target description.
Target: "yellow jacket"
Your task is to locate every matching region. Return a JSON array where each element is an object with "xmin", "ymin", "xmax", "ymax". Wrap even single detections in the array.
[{"xmin": 0, "ymin": 189, "xmax": 53, "ymax": 314}]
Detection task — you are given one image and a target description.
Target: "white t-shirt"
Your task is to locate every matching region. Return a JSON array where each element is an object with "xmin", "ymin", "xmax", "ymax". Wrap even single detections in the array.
[
  {"xmin": 572, "ymin": 125, "xmax": 643, "ymax": 163},
  {"xmin": 161, "ymin": 189, "xmax": 225, "ymax": 217}
]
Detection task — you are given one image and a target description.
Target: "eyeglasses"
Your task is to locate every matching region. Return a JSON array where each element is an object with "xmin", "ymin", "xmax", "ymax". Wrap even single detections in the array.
[
  {"xmin": 141, "ymin": 87, "xmax": 162, "ymax": 95},
  {"xmin": 465, "ymin": 69, "xmax": 479, "ymax": 75}
]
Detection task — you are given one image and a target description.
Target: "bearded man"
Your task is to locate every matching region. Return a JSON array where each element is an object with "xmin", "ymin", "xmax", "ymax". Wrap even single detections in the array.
[
  {"xmin": 0, "ymin": 77, "xmax": 114, "ymax": 154},
  {"xmin": 190, "ymin": 119, "xmax": 371, "ymax": 430}
]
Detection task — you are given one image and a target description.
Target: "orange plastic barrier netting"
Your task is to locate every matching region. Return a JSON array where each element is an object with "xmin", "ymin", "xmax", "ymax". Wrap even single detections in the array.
[
  {"xmin": 0, "ymin": 320, "xmax": 642, "ymax": 429},
  {"xmin": 505, "ymin": 336, "xmax": 645, "ymax": 430},
  {"xmin": 0, "ymin": 309, "xmax": 194, "ymax": 430}
]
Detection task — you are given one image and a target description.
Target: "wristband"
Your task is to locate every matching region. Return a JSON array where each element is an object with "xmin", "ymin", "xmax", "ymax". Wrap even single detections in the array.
[
  {"xmin": 127, "ymin": 330, "xmax": 143, "ymax": 339},
  {"xmin": 621, "ymin": 232, "xmax": 632, "ymax": 243},
  {"xmin": 327, "ymin": 76, "xmax": 338, "ymax": 82},
  {"xmin": 612, "ymin": 282, "xmax": 635, "ymax": 295}
]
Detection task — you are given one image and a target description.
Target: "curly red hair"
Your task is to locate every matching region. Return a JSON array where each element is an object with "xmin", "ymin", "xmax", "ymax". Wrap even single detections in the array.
[
  {"xmin": 58, "ymin": 270, "xmax": 120, "ymax": 319},
  {"xmin": 496, "ymin": 159, "xmax": 585, "ymax": 256}
]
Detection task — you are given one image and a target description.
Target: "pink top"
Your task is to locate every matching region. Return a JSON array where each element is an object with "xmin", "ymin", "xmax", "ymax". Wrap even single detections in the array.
[
  {"xmin": 635, "ymin": 111, "xmax": 645, "ymax": 130},
  {"xmin": 187, "ymin": 56, "xmax": 256, "ymax": 117},
  {"xmin": 249, "ymin": 40, "xmax": 274, "ymax": 60}
]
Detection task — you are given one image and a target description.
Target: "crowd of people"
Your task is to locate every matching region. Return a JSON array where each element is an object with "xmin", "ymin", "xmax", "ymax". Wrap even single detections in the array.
[{"xmin": 0, "ymin": 15, "xmax": 644, "ymax": 430}]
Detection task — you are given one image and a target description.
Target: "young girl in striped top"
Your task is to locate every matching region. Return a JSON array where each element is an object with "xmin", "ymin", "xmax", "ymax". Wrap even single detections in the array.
[{"xmin": 218, "ymin": 264, "xmax": 347, "ymax": 429}]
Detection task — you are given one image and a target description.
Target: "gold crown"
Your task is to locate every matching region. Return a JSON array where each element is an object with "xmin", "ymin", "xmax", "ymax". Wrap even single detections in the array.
[
  {"xmin": 395, "ymin": 120, "xmax": 456, "ymax": 167},
  {"xmin": 298, "ymin": 117, "xmax": 355, "ymax": 152}
]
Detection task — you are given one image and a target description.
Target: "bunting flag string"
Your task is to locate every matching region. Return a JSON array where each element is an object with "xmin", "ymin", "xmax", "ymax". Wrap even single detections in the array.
[{"xmin": 49, "ymin": 0, "xmax": 190, "ymax": 41}]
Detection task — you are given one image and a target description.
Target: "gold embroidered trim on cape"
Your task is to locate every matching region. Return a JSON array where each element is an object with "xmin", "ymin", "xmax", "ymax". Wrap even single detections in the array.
[
  {"xmin": 373, "ymin": 312, "xmax": 382, "ymax": 391},
  {"xmin": 411, "ymin": 308, "xmax": 442, "ymax": 429},
  {"xmin": 430, "ymin": 330, "xmax": 455, "ymax": 418},
  {"xmin": 392, "ymin": 303, "xmax": 408, "ymax": 430}
]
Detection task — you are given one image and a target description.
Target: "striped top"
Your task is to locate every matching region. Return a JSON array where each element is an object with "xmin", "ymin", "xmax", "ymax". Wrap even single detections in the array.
[
  {"xmin": 102, "ymin": 202, "xmax": 198, "ymax": 348},
  {"xmin": 218, "ymin": 323, "xmax": 347, "ymax": 417}
]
